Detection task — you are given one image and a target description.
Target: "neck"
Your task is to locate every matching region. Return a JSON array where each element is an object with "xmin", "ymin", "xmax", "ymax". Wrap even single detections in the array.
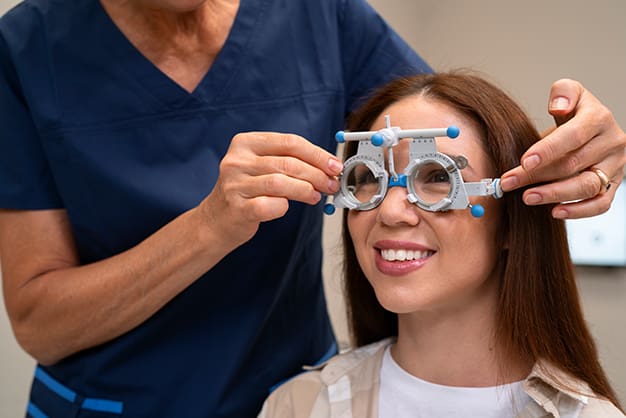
[
  {"xmin": 100, "ymin": 0, "xmax": 240, "ymax": 92},
  {"xmin": 101, "ymin": 0, "xmax": 239, "ymax": 46},
  {"xmin": 391, "ymin": 285, "xmax": 532, "ymax": 387}
]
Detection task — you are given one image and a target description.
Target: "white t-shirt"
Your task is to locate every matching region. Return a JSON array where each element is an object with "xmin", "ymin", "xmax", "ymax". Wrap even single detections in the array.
[{"xmin": 378, "ymin": 346, "xmax": 532, "ymax": 418}]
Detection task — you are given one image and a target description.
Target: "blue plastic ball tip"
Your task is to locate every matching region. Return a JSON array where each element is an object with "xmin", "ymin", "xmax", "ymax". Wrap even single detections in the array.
[
  {"xmin": 371, "ymin": 133, "xmax": 384, "ymax": 146},
  {"xmin": 335, "ymin": 131, "xmax": 345, "ymax": 143},
  {"xmin": 323, "ymin": 204, "xmax": 336, "ymax": 215},
  {"xmin": 447, "ymin": 126, "xmax": 460, "ymax": 139},
  {"xmin": 470, "ymin": 204, "xmax": 485, "ymax": 218}
]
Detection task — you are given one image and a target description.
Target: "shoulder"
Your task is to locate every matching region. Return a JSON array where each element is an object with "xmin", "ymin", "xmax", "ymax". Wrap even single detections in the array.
[
  {"xmin": 258, "ymin": 339, "xmax": 392, "ymax": 418},
  {"xmin": 1, "ymin": 0, "xmax": 53, "ymax": 31},
  {"xmin": 0, "ymin": 0, "xmax": 85, "ymax": 42},
  {"xmin": 525, "ymin": 360, "xmax": 624, "ymax": 418},
  {"xmin": 579, "ymin": 398, "xmax": 625, "ymax": 418},
  {"xmin": 258, "ymin": 370, "xmax": 327, "ymax": 418}
]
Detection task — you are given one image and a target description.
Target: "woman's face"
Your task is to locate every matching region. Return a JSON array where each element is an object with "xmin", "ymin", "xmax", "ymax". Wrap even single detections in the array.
[{"xmin": 347, "ymin": 96, "xmax": 503, "ymax": 316}]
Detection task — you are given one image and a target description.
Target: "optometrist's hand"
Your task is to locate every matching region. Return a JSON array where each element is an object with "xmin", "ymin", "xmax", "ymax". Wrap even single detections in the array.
[
  {"xmin": 500, "ymin": 79, "xmax": 626, "ymax": 219},
  {"xmin": 199, "ymin": 132, "xmax": 342, "ymax": 247}
]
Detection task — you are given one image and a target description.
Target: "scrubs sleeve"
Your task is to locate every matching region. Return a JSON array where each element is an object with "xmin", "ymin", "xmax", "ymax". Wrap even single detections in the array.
[
  {"xmin": 339, "ymin": 0, "xmax": 432, "ymax": 112},
  {"xmin": 0, "ymin": 32, "xmax": 62, "ymax": 209}
]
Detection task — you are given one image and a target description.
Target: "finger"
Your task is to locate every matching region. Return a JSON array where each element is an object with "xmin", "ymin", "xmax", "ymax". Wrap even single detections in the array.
[
  {"xmin": 518, "ymin": 82, "xmax": 611, "ymax": 176},
  {"xmin": 519, "ymin": 114, "xmax": 596, "ymax": 176},
  {"xmin": 520, "ymin": 170, "xmax": 606, "ymax": 207},
  {"xmin": 244, "ymin": 196, "xmax": 291, "ymax": 223},
  {"xmin": 233, "ymin": 132, "xmax": 343, "ymax": 176},
  {"xmin": 547, "ymin": 78, "xmax": 584, "ymax": 126},
  {"xmin": 501, "ymin": 140, "xmax": 624, "ymax": 194},
  {"xmin": 503, "ymin": 137, "xmax": 622, "ymax": 191},
  {"xmin": 550, "ymin": 185, "xmax": 616, "ymax": 219},
  {"xmin": 249, "ymin": 156, "xmax": 340, "ymax": 195},
  {"xmin": 241, "ymin": 173, "xmax": 323, "ymax": 206}
]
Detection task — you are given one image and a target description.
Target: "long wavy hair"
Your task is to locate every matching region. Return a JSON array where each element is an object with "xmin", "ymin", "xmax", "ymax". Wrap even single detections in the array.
[{"xmin": 341, "ymin": 71, "xmax": 622, "ymax": 409}]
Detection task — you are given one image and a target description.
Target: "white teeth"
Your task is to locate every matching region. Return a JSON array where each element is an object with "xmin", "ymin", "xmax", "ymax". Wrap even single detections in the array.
[{"xmin": 380, "ymin": 249, "xmax": 433, "ymax": 261}]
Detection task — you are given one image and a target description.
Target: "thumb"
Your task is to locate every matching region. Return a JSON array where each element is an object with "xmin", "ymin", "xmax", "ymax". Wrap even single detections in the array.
[{"xmin": 548, "ymin": 78, "xmax": 585, "ymax": 126}]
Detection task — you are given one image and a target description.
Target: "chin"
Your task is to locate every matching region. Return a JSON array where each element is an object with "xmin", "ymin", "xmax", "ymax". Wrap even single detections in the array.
[{"xmin": 375, "ymin": 291, "xmax": 422, "ymax": 315}]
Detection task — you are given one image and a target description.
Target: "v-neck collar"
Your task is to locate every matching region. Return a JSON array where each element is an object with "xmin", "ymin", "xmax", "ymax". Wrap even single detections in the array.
[{"xmin": 93, "ymin": 0, "xmax": 265, "ymax": 107}]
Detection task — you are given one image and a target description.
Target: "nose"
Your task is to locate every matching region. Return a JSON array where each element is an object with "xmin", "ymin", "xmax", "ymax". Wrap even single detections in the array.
[{"xmin": 375, "ymin": 185, "xmax": 421, "ymax": 226}]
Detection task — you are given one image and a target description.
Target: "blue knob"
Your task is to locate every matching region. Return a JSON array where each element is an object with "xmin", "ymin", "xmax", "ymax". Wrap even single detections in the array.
[
  {"xmin": 323, "ymin": 204, "xmax": 336, "ymax": 215},
  {"xmin": 371, "ymin": 133, "xmax": 384, "ymax": 146},
  {"xmin": 335, "ymin": 131, "xmax": 345, "ymax": 143},
  {"xmin": 470, "ymin": 204, "xmax": 484, "ymax": 218},
  {"xmin": 447, "ymin": 126, "xmax": 460, "ymax": 139}
]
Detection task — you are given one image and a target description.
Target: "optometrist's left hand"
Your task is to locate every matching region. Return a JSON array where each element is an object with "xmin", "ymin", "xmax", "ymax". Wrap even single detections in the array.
[{"xmin": 499, "ymin": 79, "xmax": 626, "ymax": 219}]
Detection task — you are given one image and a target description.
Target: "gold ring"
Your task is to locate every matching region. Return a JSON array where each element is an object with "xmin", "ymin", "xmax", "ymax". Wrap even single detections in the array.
[{"xmin": 588, "ymin": 167, "xmax": 611, "ymax": 194}]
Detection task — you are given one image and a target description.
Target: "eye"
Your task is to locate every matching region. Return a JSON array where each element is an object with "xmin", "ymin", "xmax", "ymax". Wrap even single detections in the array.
[
  {"xmin": 425, "ymin": 168, "xmax": 449, "ymax": 183},
  {"xmin": 355, "ymin": 169, "xmax": 378, "ymax": 186}
]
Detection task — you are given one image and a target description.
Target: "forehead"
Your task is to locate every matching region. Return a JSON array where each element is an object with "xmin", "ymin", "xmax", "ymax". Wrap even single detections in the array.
[{"xmin": 371, "ymin": 96, "xmax": 493, "ymax": 174}]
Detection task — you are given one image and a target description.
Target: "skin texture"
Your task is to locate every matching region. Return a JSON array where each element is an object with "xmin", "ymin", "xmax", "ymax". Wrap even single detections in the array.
[{"xmin": 348, "ymin": 96, "xmax": 530, "ymax": 386}]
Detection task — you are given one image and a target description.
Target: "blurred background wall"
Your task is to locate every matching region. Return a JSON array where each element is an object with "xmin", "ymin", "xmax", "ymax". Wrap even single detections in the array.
[{"xmin": 1, "ymin": 0, "xmax": 625, "ymax": 416}]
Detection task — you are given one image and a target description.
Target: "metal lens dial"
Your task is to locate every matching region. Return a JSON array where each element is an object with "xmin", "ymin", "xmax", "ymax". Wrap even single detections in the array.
[
  {"xmin": 341, "ymin": 158, "xmax": 387, "ymax": 211},
  {"xmin": 412, "ymin": 161, "xmax": 452, "ymax": 205},
  {"xmin": 348, "ymin": 163, "xmax": 379, "ymax": 202},
  {"xmin": 405, "ymin": 155, "xmax": 459, "ymax": 211}
]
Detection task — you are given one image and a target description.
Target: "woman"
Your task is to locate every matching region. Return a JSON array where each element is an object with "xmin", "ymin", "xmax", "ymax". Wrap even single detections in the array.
[{"xmin": 259, "ymin": 72, "xmax": 625, "ymax": 417}]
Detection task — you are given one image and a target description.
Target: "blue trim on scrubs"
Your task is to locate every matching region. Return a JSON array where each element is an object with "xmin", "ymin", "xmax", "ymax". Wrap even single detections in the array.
[
  {"xmin": 27, "ymin": 402, "xmax": 48, "ymax": 418},
  {"xmin": 33, "ymin": 366, "xmax": 123, "ymax": 414},
  {"xmin": 34, "ymin": 367, "xmax": 76, "ymax": 403}
]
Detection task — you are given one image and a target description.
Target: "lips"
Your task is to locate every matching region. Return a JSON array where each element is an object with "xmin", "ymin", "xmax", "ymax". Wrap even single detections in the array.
[{"xmin": 374, "ymin": 240, "xmax": 435, "ymax": 276}]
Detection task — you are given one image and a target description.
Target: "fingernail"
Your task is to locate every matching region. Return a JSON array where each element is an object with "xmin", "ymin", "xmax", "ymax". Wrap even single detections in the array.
[
  {"xmin": 524, "ymin": 193, "xmax": 542, "ymax": 205},
  {"xmin": 312, "ymin": 191, "xmax": 322, "ymax": 203},
  {"xmin": 550, "ymin": 96, "xmax": 570, "ymax": 111},
  {"xmin": 328, "ymin": 178, "xmax": 340, "ymax": 193},
  {"xmin": 522, "ymin": 154, "xmax": 541, "ymax": 171},
  {"xmin": 328, "ymin": 158, "xmax": 343, "ymax": 174},
  {"xmin": 500, "ymin": 176, "xmax": 519, "ymax": 191},
  {"xmin": 553, "ymin": 209, "xmax": 568, "ymax": 219}
]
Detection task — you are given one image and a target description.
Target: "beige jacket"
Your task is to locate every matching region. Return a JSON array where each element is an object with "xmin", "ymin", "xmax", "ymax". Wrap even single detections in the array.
[{"xmin": 259, "ymin": 339, "xmax": 624, "ymax": 418}]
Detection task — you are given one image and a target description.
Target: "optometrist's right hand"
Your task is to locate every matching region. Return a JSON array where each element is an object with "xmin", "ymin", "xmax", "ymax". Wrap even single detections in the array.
[
  {"xmin": 199, "ymin": 132, "xmax": 343, "ymax": 248},
  {"xmin": 0, "ymin": 132, "xmax": 342, "ymax": 365}
]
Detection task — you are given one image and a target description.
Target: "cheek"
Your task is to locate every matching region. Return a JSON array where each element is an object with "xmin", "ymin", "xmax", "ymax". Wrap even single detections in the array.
[
  {"xmin": 439, "ymin": 208, "xmax": 501, "ymax": 263},
  {"xmin": 347, "ymin": 211, "xmax": 372, "ymax": 243},
  {"xmin": 347, "ymin": 212, "xmax": 375, "ymax": 266},
  {"xmin": 458, "ymin": 214, "xmax": 502, "ymax": 269}
]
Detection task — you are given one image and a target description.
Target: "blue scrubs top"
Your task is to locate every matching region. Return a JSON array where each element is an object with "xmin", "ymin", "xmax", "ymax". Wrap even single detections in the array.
[{"xmin": 0, "ymin": 0, "xmax": 430, "ymax": 416}]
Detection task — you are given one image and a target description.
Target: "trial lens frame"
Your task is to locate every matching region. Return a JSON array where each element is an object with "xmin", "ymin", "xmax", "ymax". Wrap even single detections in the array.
[{"xmin": 323, "ymin": 116, "xmax": 504, "ymax": 218}]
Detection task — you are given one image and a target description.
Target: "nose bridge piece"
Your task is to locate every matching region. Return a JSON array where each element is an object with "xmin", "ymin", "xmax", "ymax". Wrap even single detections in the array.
[
  {"xmin": 377, "ymin": 184, "xmax": 421, "ymax": 226},
  {"xmin": 388, "ymin": 174, "xmax": 407, "ymax": 188}
]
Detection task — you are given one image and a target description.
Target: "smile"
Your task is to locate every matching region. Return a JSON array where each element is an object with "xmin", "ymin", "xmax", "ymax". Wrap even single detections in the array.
[{"xmin": 380, "ymin": 249, "xmax": 434, "ymax": 261}]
